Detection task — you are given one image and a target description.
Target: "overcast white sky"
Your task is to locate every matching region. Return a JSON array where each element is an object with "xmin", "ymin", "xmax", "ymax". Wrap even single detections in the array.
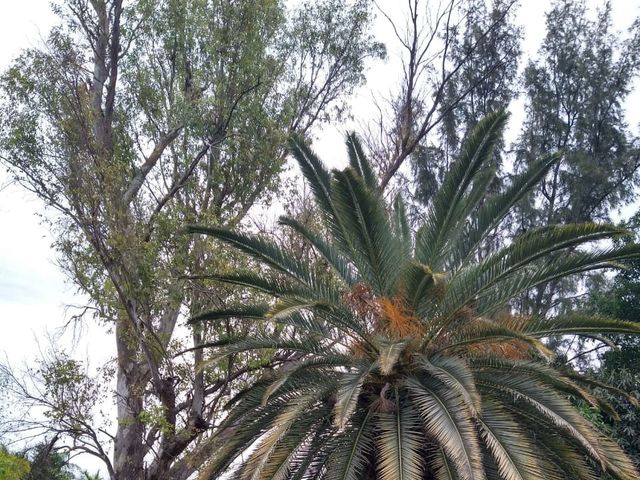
[{"xmin": 0, "ymin": 0, "xmax": 639, "ymax": 474}]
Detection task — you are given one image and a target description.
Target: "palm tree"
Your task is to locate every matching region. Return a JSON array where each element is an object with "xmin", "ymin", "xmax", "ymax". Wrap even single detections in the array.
[{"xmin": 187, "ymin": 111, "xmax": 640, "ymax": 480}]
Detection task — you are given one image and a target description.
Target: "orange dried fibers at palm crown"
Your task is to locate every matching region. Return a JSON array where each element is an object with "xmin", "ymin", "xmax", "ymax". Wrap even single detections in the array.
[{"xmin": 378, "ymin": 295, "xmax": 423, "ymax": 338}]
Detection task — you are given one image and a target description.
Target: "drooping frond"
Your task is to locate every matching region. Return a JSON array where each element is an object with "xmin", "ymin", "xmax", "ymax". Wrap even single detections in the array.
[
  {"xmin": 325, "ymin": 409, "xmax": 375, "ymax": 480},
  {"xmin": 334, "ymin": 360, "xmax": 375, "ymax": 430},
  {"xmin": 406, "ymin": 377, "xmax": 485, "ymax": 480},
  {"xmin": 477, "ymin": 400, "xmax": 544, "ymax": 480},
  {"xmin": 435, "ymin": 316, "xmax": 553, "ymax": 360},
  {"xmin": 419, "ymin": 356, "xmax": 481, "ymax": 416},
  {"xmin": 475, "ymin": 372, "xmax": 606, "ymax": 467},
  {"xmin": 376, "ymin": 391, "xmax": 425, "ymax": 480},
  {"xmin": 240, "ymin": 389, "xmax": 330, "ymax": 480},
  {"xmin": 431, "ymin": 448, "xmax": 460, "ymax": 480}
]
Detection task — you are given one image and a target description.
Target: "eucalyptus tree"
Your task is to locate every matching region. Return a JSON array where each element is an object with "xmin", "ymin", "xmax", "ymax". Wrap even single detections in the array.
[
  {"xmin": 0, "ymin": 0, "xmax": 383, "ymax": 478},
  {"xmin": 188, "ymin": 112, "xmax": 640, "ymax": 479}
]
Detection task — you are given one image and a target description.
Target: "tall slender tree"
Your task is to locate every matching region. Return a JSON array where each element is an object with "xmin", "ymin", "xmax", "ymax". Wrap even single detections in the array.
[
  {"xmin": 0, "ymin": 1, "xmax": 383, "ymax": 478},
  {"xmin": 410, "ymin": 0, "xmax": 522, "ymax": 206},
  {"xmin": 513, "ymin": 0, "xmax": 640, "ymax": 314}
]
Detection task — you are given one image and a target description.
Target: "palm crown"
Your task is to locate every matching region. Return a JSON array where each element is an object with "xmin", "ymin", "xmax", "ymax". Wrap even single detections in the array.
[{"xmin": 188, "ymin": 111, "xmax": 640, "ymax": 480}]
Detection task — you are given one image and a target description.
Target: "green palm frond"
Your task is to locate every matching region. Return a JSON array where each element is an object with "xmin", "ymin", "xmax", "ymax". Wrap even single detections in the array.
[
  {"xmin": 325, "ymin": 410, "xmax": 375, "ymax": 480},
  {"xmin": 187, "ymin": 225, "xmax": 313, "ymax": 284},
  {"xmin": 452, "ymin": 153, "xmax": 560, "ymax": 267},
  {"xmin": 191, "ymin": 271, "xmax": 311, "ymax": 298},
  {"xmin": 477, "ymin": 400, "xmax": 544, "ymax": 480},
  {"xmin": 240, "ymin": 390, "xmax": 329, "ymax": 480},
  {"xmin": 393, "ymin": 195, "xmax": 412, "ymax": 259},
  {"xmin": 182, "ymin": 333, "xmax": 335, "ymax": 360},
  {"xmin": 279, "ymin": 216, "xmax": 357, "ymax": 285},
  {"xmin": 416, "ymin": 111, "xmax": 509, "ymax": 269},
  {"xmin": 435, "ymin": 318, "xmax": 553, "ymax": 359},
  {"xmin": 523, "ymin": 313, "xmax": 640, "ymax": 337},
  {"xmin": 470, "ymin": 357, "xmax": 598, "ymax": 407},
  {"xmin": 288, "ymin": 135, "xmax": 352, "ymax": 254},
  {"xmin": 331, "ymin": 168, "xmax": 403, "ymax": 294},
  {"xmin": 475, "ymin": 373, "xmax": 605, "ymax": 466},
  {"xmin": 346, "ymin": 131, "xmax": 378, "ymax": 190},
  {"xmin": 189, "ymin": 304, "xmax": 271, "ymax": 323},
  {"xmin": 288, "ymin": 134, "xmax": 334, "ymax": 218},
  {"xmin": 420, "ymin": 356, "xmax": 481, "ymax": 416},
  {"xmin": 262, "ymin": 356, "xmax": 355, "ymax": 406}
]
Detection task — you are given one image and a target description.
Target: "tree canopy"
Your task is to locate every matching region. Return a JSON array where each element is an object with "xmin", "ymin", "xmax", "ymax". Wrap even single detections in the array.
[{"xmin": 187, "ymin": 112, "xmax": 640, "ymax": 480}]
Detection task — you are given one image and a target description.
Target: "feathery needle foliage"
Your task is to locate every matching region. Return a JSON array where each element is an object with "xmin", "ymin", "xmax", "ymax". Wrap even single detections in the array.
[{"xmin": 188, "ymin": 111, "xmax": 640, "ymax": 479}]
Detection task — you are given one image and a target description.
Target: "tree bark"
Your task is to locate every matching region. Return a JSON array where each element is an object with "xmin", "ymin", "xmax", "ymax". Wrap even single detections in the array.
[{"xmin": 113, "ymin": 318, "xmax": 145, "ymax": 480}]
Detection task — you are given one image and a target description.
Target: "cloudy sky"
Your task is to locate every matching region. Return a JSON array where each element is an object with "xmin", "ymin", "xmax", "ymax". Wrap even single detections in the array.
[
  {"xmin": 0, "ymin": 0, "xmax": 639, "ymax": 474},
  {"xmin": 0, "ymin": 1, "xmax": 90, "ymax": 364}
]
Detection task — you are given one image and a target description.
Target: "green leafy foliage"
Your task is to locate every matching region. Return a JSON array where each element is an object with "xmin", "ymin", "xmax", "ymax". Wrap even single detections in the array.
[
  {"xmin": 0, "ymin": 447, "xmax": 30, "ymax": 480},
  {"xmin": 0, "ymin": 0, "xmax": 383, "ymax": 476}
]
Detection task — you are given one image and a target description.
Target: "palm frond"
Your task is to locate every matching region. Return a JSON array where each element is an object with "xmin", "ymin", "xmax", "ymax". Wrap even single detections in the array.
[
  {"xmin": 279, "ymin": 215, "xmax": 357, "ymax": 285},
  {"xmin": 262, "ymin": 356, "xmax": 354, "ymax": 406},
  {"xmin": 432, "ymin": 448, "xmax": 460, "ymax": 480},
  {"xmin": 331, "ymin": 168, "xmax": 402, "ymax": 294},
  {"xmin": 406, "ymin": 377, "xmax": 485, "ymax": 480},
  {"xmin": 475, "ymin": 373, "xmax": 606, "ymax": 467},
  {"xmin": 523, "ymin": 313, "xmax": 640, "ymax": 337},
  {"xmin": 346, "ymin": 131, "xmax": 378, "ymax": 190},
  {"xmin": 187, "ymin": 225, "xmax": 312, "ymax": 284},
  {"xmin": 416, "ymin": 110, "xmax": 509, "ymax": 268},
  {"xmin": 393, "ymin": 195, "xmax": 412, "ymax": 258},
  {"xmin": 375, "ymin": 389, "xmax": 424, "ymax": 480},
  {"xmin": 470, "ymin": 357, "xmax": 598, "ymax": 408},
  {"xmin": 375, "ymin": 338, "xmax": 407, "ymax": 375},
  {"xmin": 477, "ymin": 399, "xmax": 544, "ymax": 480},
  {"xmin": 288, "ymin": 135, "xmax": 352, "ymax": 253},
  {"xmin": 334, "ymin": 360, "xmax": 376, "ymax": 430},
  {"xmin": 189, "ymin": 304, "xmax": 270, "ymax": 324},
  {"xmin": 325, "ymin": 409, "xmax": 375, "ymax": 480},
  {"xmin": 451, "ymin": 153, "xmax": 560, "ymax": 267},
  {"xmin": 240, "ymin": 390, "xmax": 329, "ymax": 480},
  {"xmin": 191, "ymin": 271, "xmax": 310, "ymax": 298},
  {"xmin": 420, "ymin": 355, "xmax": 481, "ymax": 416}
]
